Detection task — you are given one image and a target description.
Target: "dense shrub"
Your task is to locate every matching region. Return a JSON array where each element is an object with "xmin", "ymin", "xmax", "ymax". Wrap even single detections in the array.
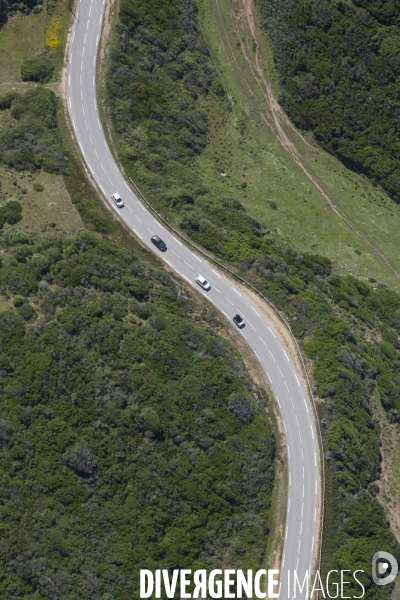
[
  {"xmin": 0, "ymin": 200, "xmax": 22, "ymax": 227},
  {"xmin": 107, "ymin": 0, "xmax": 228, "ymax": 170},
  {"xmin": 257, "ymin": 0, "xmax": 400, "ymax": 202},
  {"xmin": 0, "ymin": 0, "xmax": 38, "ymax": 22},
  {"xmin": 0, "ymin": 87, "xmax": 66, "ymax": 173},
  {"xmin": 0, "ymin": 229, "xmax": 275, "ymax": 598},
  {"xmin": 21, "ymin": 52, "xmax": 55, "ymax": 83}
]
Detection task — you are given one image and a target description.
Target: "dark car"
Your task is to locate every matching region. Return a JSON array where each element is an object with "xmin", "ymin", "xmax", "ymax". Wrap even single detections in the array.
[
  {"xmin": 233, "ymin": 314, "xmax": 245, "ymax": 328},
  {"xmin": 151, "ymin": 235, "xmax": 167, "ymax": 252}
]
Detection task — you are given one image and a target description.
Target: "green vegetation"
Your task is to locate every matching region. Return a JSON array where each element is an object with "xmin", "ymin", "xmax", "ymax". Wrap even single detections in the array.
[
  {"xmin": 0, "ymin": 199, "xmax": 22, "ymax": 226},
  {"xmin": 0, "ymin": 6, "xmax": 279, "ymax": 595},
  {"xmin": 21, "ymin": 52, "xmax": 55, "ymax": 83},
  {"xmin": 104, "ymin": 0, "xmax": 400, "ymax": 292},
  {"xmin": 105, "ymin": 0, "xmax": 400, "ymax": 592},
  {"xmin": 0, "ymin": 228, "xmax": 275, "ymax": 597},
  {"xmin": 107, "ymin": 0, "xmax": 228, "ymax": 180},
  {"xmin": 0, "ymin": 70, "xmax": 116, "ymax": 235},
  {"xmin": 0, "ymin": 0, "xmax": 39, "ymax": 25},
  {"xmin": 0, "ymin": 0, "xmax": 87, "ymax": 235},
  {"xmin": 258, "ymin": 0, "xmax": 400, "ymax": 203},
  {"xmin": 0, "ymin": 5, "xmax": 44, "ymax": 84},
  {"xmin": 0, "ymin": 166, "xmax": 83, "ymax": 235},
  {"xmin": 0, "ymin": 87, "xmax": 66, "ymax": 173}
]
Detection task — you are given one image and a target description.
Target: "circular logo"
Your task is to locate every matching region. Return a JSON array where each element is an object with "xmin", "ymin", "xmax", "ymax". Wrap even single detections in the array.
[{"xmin": 372, "ymin": 552, "xmax": 398, "ymax": 586}]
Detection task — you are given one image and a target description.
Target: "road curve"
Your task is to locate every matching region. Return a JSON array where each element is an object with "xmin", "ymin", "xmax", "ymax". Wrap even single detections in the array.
[{"xmin": 66, "ymin": 0, "xmax": 320, "ymax": 594}]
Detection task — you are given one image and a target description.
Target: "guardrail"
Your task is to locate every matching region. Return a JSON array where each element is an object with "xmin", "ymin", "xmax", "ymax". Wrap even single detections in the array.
[{"xmin": 129, "ymin": 175, "xmax": 326, "ymax": 579}]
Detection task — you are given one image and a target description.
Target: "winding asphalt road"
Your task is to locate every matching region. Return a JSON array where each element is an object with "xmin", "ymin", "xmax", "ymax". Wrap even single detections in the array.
[{"xmin": 67, "ymin": 0, "xmax": 320, "ymax": 596}]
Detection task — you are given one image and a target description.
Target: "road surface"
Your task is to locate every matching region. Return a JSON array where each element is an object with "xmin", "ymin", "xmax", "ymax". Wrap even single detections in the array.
[{"xmin": 66, "ymin": 0, "xmax": 320, "ymax": 595}]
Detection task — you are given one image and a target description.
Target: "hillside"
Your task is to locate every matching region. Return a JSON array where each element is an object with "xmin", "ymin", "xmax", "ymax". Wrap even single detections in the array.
[
  {"xmin": 258, "ymin": 0, "xmax": 400, "ymax": 203},
  {"xmin": 104, "ymin": 0, "xmax": 400, "ymax": 592},
  {"xmin": 0, "ymin": 227, "xmax": 275, "ymax": 598},
  {"xmin": 0, "ymin": 5, "xmax": 277, "ymax": 597}
]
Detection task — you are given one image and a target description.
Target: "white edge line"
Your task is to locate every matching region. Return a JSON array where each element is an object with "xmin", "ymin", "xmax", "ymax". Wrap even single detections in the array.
[
  {"xmin": 132, "ymin": 229, "xmax": 143, "ymax": 240},
  {"xmin": 172, "ymin": 236, "xmax": 183, "ymax": 246}
]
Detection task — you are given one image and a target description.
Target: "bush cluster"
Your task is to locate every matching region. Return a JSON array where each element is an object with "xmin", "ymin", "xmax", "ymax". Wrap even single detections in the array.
[
  {"xmin": 0, "ymin": 87, "xmax": 66, "ymax": 173},
  {"xmin": 21, "ymin": 53, "xmax": 55, "ymax": 83},
  {"xmin": 0, "ymin": 0, "xmax": 38, "ymax": 22},
  {"xmin": 0, "ymin": 229, "xmax": 275, "ymax": 598},
  {"xmin": 0, "ymin": 200, "xmax": 22, "ymax": 227},
  {"xmin": 107, "ymin": 0, "xmax": 228, "ymax": 170}
]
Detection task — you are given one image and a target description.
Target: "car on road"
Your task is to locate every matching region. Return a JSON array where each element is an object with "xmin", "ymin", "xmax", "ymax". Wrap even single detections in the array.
[
  {"xmin": 151, "ymin": 235, "xmax": 167, "ymax": 252},
  {"xmin": 196, "ymin": 275, "xmax": 211, "ymax": 291},
  {"xmin": 233, "ymin": 314, "xmax": 245, "ymax": 328},
  {"xmin": 111, "ymin": 192, "xmax": 124, "ymax": 208}
]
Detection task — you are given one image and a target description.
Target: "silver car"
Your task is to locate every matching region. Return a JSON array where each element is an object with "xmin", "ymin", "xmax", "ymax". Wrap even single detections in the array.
[
  {"xmin": 111, "ymin": 192, "xmax": 124, "ymax": 208},
  {"xmin": 196, "ymin": 275, "xmax": 211, "ymax": 291}
]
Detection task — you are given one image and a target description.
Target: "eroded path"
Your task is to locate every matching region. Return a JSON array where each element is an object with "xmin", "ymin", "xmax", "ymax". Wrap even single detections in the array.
[{"xmin": 208, "ymin": 0, "xmax": 400, "ymax": 282}]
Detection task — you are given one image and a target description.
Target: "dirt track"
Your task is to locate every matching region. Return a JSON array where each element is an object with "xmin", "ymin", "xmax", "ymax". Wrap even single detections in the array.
[{"xmin": 207, "ymin": 0, "xmax": 400, "ymax": 281}]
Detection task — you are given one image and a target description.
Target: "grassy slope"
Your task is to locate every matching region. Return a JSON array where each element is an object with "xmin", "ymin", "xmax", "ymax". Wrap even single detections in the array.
[
  {"xmin": 196, "ymin": 0, "xmax": 400, "ymax": 292},
  {"xmin": 0, "ymin": 9, "xmax": 44, "ymax": 86},
  {"xmin": 198, "ymin": 0, "xmax": 400, "ymax": 568},
  {"xmin": 0, "ymin": 3, "xmax": 82, "ymax": 235}
]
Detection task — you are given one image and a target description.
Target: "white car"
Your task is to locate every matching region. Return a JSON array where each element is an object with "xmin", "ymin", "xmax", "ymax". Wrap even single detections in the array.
[
  {"xmin": 111, "ymin": 192, "xmax": 124, "ymax": 208},
  {"xmin": 196, "ymin": 275, "xmax": 211, "ymax": 291}
]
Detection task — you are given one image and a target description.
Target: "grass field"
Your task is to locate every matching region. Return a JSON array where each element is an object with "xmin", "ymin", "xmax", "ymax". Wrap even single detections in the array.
[
  {"xmin": 0, "ymin": 2, "xmax": 82, "ymax": 232},
  {"xmin": 0, "ymin": 9, "xmax": 44, "ymax": 86},
  {"xmin": 197, "ymin": 0, "xmax": 400, "ymax": 292},
  {"xmin": 0, "ymin": 165, "xmax": 82, "ymax": 234}
]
